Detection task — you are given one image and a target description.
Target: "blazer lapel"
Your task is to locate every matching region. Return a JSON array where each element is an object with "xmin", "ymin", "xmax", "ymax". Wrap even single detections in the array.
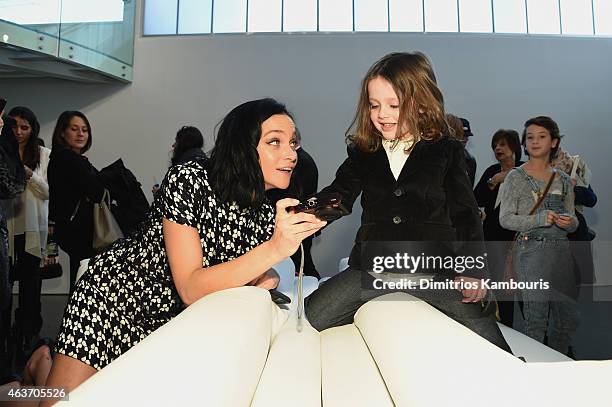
[
  {"xmin": 372, "ymin": 148, "xmax": 397, "ymax": 184},
  {"xmin": 396, "ymin": 141, "xmax": 423, "ymax": 183}
]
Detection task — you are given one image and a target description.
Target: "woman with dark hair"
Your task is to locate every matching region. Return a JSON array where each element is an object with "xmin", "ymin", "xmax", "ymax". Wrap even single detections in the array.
[
  {"xmin": 499, "ymin": 116, "xmax": 578, "ymax": 354},
  {"xmin": 152, "ymin": 126, "xmax": 208, "ymax": 195},
  {"xmin": 474, "ymin": 129, "xmax": 524, "ymax": 327},
  {"xmin": 304, "ymin": 52, "xmax": 511, "ymax": 352},
  {"xmin": 47, "ymin": 111, "xmax": 105, "ymax": 294},
  {"xmin": 171, "ymin": 125, "xmax": 208, "ymax": 166},
  {"xmin": 5, "ymin": 106, "xmax": 50, "ymax": 356},
  {"xmin": 0, "ymin": 106, "xmax": 26, "ymax": 367},
  {"xmin": 41, "ymin": 99, "xmax": 325, "ymax": 401}
]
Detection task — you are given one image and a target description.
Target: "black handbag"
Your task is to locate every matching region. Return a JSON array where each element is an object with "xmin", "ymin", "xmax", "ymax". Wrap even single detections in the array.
[
  {"xmin": 40, "ymin": 236, "xmax": 62, "ymax": 280},
  {"xmin": 40, "ymin": 263, "xmax": 62, "ymax": 280}
]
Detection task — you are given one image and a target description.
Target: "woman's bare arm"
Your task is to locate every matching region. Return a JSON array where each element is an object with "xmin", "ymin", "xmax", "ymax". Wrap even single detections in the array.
[{"xmin": 165, "ymin": 198, "xmax": 325, "ymax": 305}]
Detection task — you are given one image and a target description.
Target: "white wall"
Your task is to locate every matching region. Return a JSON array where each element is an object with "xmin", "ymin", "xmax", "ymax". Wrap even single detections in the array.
[{"xmin": 2, "ymin": 4, "xmax": 611, "ymax": 294}]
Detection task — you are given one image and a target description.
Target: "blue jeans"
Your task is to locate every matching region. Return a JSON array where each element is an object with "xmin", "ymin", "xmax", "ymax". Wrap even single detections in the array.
[
  {"xmin": 305, "ymin": 267, "xmax": 512, "ymax": 353},
  {"xmin": 514, "ymin": 238, "xmax": 579, "ymax": 354}
]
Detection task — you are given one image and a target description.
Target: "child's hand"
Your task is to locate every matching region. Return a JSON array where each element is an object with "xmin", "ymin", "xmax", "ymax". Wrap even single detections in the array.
[
  {"xmin": 544, "ymin": 210, "xmax": 558, "ymax": 226},
  {"xmin": 555, "ymin": 214, "xmax": 573, "ymax": 229},
  {"xmin": 454, "ymin": 276, "xmax": 487, "ymax": 303}
]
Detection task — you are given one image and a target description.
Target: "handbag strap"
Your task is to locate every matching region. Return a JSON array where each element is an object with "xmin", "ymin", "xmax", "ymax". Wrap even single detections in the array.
[
  {"xmin": 69, "ymin": 200, "xmax": 81, "ymax": 222},
  {"xmin": 528, "ymin": 170, "xmax": 556, "ymax": 216},
  {"xmin": 101, "ymin": 189, "xmax": 111, "ymax": 205},
  {"xmin": 69, "ymin": 189, "xmax": 110, "ymax": 222}
]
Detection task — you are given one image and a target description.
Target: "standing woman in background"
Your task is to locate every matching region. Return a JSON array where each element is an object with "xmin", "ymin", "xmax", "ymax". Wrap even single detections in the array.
[
  {"xmin": 0, "ymin": 106, "xmax": 26, "ymax": 367},
  {"xmin": 473, "ymin": 129, "xmax": 524, "ymax": 327},
  {"xmin": 170, "ymin": 125, "xmax": 208, "ymax": 167},
  {"xmin": 152, "ymin": 126, "xmax": 208, "ymax": 195},
  {"xmin": 5, "ymin": 106, "xmax": 50, "ymax": 357},
  {"xmin": 47, "ymin": 111, "xmax": 104, "ymax": 294}
]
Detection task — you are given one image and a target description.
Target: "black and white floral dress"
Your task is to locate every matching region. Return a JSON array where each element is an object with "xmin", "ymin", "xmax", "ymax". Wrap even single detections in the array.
[{"xmin": 54, "ymin": 161, "xmax": 275, "ymax": 370}]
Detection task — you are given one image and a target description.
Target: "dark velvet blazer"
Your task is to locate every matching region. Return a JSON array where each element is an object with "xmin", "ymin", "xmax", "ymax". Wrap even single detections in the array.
[{"xmin": 321, "ymin": 136, "xmax": 485, "ymax": 278}]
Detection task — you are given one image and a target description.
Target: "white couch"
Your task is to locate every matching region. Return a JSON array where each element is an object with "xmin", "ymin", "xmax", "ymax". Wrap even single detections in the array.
[{"xmin": 61, "ymin": 259, "xmax": 612, "ymax": 406}]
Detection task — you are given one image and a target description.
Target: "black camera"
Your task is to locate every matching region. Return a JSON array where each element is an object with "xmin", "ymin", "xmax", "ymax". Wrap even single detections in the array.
[{"xmin": 288, "ymin": 192, "xmax": 348, "ymax": 222}]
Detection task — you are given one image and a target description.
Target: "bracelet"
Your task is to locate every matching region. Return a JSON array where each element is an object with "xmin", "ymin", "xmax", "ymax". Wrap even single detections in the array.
[{"xmin": 487, "ymin": 178, "xmax": 496, "ymax": 189}]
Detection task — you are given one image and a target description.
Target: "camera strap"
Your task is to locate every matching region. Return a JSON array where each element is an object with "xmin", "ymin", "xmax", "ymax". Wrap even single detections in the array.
[{"xmin": 296, "ymin": 242, "xmax": 305, "ymax": 332}]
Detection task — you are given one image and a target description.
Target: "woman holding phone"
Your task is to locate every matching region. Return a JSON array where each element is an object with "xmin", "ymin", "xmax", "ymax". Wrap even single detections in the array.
[{"xmin": 41, "ymin": 99, "xmax": 325, "ymax": 403}]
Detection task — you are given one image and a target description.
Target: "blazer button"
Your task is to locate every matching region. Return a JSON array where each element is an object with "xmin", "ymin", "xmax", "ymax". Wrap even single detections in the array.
[
  {"xmin": 394, "ymin": 188, "xmax": 402, "ymax": 197},
  {"xmin": 393, "ymin": 216, "xmax": 402, "ymax": 224}
]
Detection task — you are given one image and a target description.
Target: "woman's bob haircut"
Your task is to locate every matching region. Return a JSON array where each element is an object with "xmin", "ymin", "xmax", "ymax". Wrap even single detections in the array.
[
  {"xmin": 492, "ymin": 129, "xmax": 522, "ymax": 165},
  {"xmin": 208, "ymin": 98, "xmax": 293, "ymax": 209}
]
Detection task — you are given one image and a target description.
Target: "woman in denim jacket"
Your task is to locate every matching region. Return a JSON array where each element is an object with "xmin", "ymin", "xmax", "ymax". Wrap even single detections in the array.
[{"xmin": 499, "ymin": 116, "xmax": 578, "ymax": 355}]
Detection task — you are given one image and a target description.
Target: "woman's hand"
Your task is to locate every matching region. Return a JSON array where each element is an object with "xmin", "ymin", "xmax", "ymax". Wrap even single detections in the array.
[
  {"xmin": 269, "ymin": 198, "xmax": 326, "ymax": 259},
  {"xmin": 491, "ymin": 170, "xmax": 509, "ymax": 185},
  {"xmin": 248, "ymin": 268, "xmax": 280, "ymax": 290},
  {"xmin": 24, "ymin": 165, "xmax": 33, "ymax": 180}
]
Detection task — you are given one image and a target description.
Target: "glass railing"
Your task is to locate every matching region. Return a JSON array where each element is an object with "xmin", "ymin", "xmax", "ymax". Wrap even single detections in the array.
[{"xmin": 0, "ymin": 0, "xmax": 135, "ymax": 81}]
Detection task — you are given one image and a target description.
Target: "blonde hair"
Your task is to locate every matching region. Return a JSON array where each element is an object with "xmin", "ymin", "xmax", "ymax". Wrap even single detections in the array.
[{"xmin": 347, "ymin": 52, "xmax": 447, "ymax": 153}]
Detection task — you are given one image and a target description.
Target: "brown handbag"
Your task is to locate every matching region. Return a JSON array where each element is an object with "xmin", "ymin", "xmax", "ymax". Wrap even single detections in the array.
[{"xmin": 502, "ymin": 170, "xmax": 556, "ymax": 291}]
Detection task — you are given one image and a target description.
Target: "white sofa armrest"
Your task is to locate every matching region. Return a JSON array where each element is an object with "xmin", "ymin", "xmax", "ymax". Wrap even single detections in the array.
[
  {"xmin": 60, "ymin": 287, "xmax": 276, "ymax": 407},
  {"xmin": 353, "ymin": 292, "xmax": 523, "ymax": 407},
  {"xmin": 353, "ymin": 292, "xmax": 612, "ymax": 406}
]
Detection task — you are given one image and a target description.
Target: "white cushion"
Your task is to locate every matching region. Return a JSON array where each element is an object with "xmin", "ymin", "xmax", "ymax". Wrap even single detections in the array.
[
  {"xmin": 522, "ymin": 360, "xmax": 612, "ymax": 405},
  {"xmin": 353, "ymin": 292, "xmax": 612, "ymax": 407},
  {"xmin": 353, "ymin": 292, "xmax": 523, "ymax": 407},
  {"xmin": 321, "ymin": 324, "xmax": 394, "ymax": 407},
  {"xmin": 75, "ymin": 258, "xmax": 90, "ymax": 283},
  {"xmin": 61, "ymin": 286, "xmax": 275, "ymax": 407},
  {"xmin": 251, "ymin": 317, "xmax": 322, "ymax": 407}
]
